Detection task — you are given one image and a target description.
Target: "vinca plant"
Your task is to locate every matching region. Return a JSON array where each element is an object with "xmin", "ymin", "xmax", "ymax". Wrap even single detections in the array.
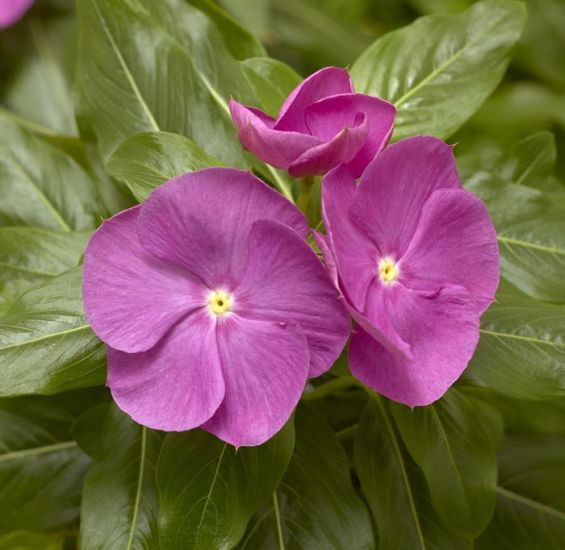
[{"xmin": 1, "ymin": 0, "xmax": 564, "ymax": 548}]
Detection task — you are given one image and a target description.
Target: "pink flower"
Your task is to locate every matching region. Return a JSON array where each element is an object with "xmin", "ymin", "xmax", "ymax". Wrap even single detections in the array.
[
  {"xmin": 83, "ymin": 168, "xmax": 350, "ymax": 447},
  {"xmin": 230, "ymin": 67, "xmax": 395, "ymax": 178},
  {"xmin": 318, "ymin": 136, "xmax": 499, "ymax": 406},
  {"xmin": 0, "ymin": 0, "xmax": 34, "ymax": 28}
]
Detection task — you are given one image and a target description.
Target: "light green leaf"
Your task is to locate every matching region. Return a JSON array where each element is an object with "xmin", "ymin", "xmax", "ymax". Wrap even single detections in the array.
[
  {"xmin": 355, "ymin": 395, "xmax": 471, "ymax": 550},
  {"xmin": 0, "ymin": 530, "xmax": 65, "ymax": 550},
  {"xmin": 477, "ymin": 434, "xmax": 565, "ymax": 549},
  {"xmin": 107, "ymin": 131, "xmax": 223, "ymax": 202},
  {"xmin": 0, "ymin": 268, "xmax": 106, "ymax": 397},
  {"xmin": 0, "ymin": 393, "xmax": 93, "ymax": 534},
  {"xmin": 390, "ymin": 388, "xmax": 498, "ymax": 538},
  {"xmin": 351, "ymin": 0, "xmax": 526, "ymax": 140},
  {"xmin": 466, "ymin": 280, "xmax": 565, "ymax": 399},
  {"xmin": 0, "ymin": 227, "xmax": 89, "ymax": 301},
  {"xmin": 75, "ymin": 404, "xmax": 162, "ymax": 550},
  {"xmin": 239, "ymin": 403, "xmax": 374, "ymax": 549},
  {"xmin": 0, "ymin": 118, "xmax": 107, "ymax": 231},
  {"xmin": 156, "ymin": 423, "xmax": 294, "ymax": 549}
]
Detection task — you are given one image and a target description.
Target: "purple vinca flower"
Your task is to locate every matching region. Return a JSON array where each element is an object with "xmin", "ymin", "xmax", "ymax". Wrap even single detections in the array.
[
  {"xmin": 318, "ymin": 136, "xmax": 499, "ymax": 407},
  {"xmin": 230, "ymin": 66, "xmax": 395, "ymax": 178},
  {"xmin": 0, "ymin": 0, "xmax": 34, "ymax": 28},
  {"xmin": 83, "ymin": 168, "xmax": 350, "ymax": 447}
]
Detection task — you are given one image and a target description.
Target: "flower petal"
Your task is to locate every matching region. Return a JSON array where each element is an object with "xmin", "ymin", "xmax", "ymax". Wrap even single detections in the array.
[
  {"xmin": 138, "ymin": 168, "xmax": 308, "ymax": 289},
  {"xmin": 287, "ymin": 115, "xmax": 368, "ymax": 177},
  {"xmin": 275, "ymin": 67, "xmax": 354, "ymax": 133},
  {"xmin": 305, "ymin": 93, "xmax": 396, "ymax": 176},
  {"xmin": 349, "ymin": 285, "xmax": 480, "ymax": 407},
  {"xmin": 203, "ymin": 316, "xmax": 309, "ymax": 447},
  {"xmin": 83, "ymin": 206, "xmax": 206, "ymax": 353},
  {"xmin": 235, "ymin": 220, "xmax": 350, "ymax": 377},
  {"xmin": 351, "ymin": 136, "xmax": 462, "ymax": 258},
  {"xmin": 322, "ymin": 166, "xmax": 410, "ymax": 357},
  {"xmin": 0, "ymin": 0, "xmax": 34, "ymax": 28},
  {"xmin": 402, "ymin": 189, "xmax": 499, "ymax": 313},
  {"xmin": 108, "ymin": 310, "xmax": 225, "ymax": 431},
  {"xmin": 230, "ymin": 99, "xmax": 320, "ymax": 169}
]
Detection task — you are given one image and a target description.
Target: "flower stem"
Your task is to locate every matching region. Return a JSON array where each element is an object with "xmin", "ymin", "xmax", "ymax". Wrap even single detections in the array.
[
  {"xmin": 303, "ymin": 375, "xmax": 361, "ymax": 401},
  {"xmin": 297, "ymin": 176, "xmax": 315, "ymax": 215}
]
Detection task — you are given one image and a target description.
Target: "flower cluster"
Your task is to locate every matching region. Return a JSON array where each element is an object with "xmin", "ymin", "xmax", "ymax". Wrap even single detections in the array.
[{"xmin": 83, "ymin": 67, "xmax": 499, "ymax": 446}]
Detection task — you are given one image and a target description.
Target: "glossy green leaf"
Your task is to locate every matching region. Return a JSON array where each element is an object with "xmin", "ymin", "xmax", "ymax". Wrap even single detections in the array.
[
  {"xmin": 466, "ymin": 280, "xmax": 565, "ymax": 399},
  {"xmin": 76, "ymin": 0, "xmax": 251, "ymax": 167},
  {"xmin": 355, "ymin": 395, "xmax": 471, "ymax": 550},
  {"xmin": 156, "ymin": 423, "xmax": 294, "ymax": 549},
  {"xmin": 477, "ymin": 434, "xmax": 565, "ymax": 549},
  {"xmin": 351, "ymin": 0, "xmax": 526, "ymax": 140},
  {"xmin": 0, "ymin": 118, "xmax": 106, "ymax": 231},
  {"xmin": 75, "ymin": 403, "xmax": 162, "ymax": 550},
  {"xmin": 390, "ymin": 388, "xmax": 498, "ymax": 538},
  {"xmin": 0, "ymin": 268, "xmax": 106, "ymax": 397},
  {"xmin": 0, "ymin": 227, "xmax": 89, "ymax": 301},
  {"xmin": 0, "ymin": 393, "xmax": 92, "ymax": 534},
  {"xmin": 107, "ymin": 131, "xmax": 223, "ymax": 202},
  {"xmin": 241, "ymin": 57, "xmax": 302, "ymax": 117},
  {"xmin": 239, "ymin": 403, "xmax": 374, "ymax": 549}
]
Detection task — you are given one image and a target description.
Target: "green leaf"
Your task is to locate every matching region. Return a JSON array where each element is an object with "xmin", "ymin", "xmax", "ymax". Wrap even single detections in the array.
[
  {"xmin": 0, "ymin": 118, "xmax": 107, "ymax": 231},
  {"xmin": 0, "ymin": 227, "xmax": 89, "ymax": 301},
  {"xmin": 0, "ymin": 530, "xmax": 65, "ymax": 550},
  {"xmin": 156, "ymin": 423, "xmax": 294, "ymax": 549},
  {"xmin": 390, "ymin": 388, "xmax": 498, "ymax": 538},
  {"xmin": 74, "ymin": 404, "xmax": 162, "ymax": 550},
  {"xmin": 239, "ymin": 403, "xmax": 374, "ymax": 549},
  {"xmin": 0, "ymin": 268, "xmax": 106, "ymax": 397},
  {"xmin": 355, "ymin": 395, "xmax": 471, "ymax": 550},
  {"xmin": 241, "ymin": 57, "xmax": 302, "ymax": 117},
  {"xmin": 76, "ymin": 0, "xmax": 251, "ymax": 167},
  {"xmin": 466, "ymin": 280, "xmax": 565, "ymax": 400},
  {"xmin": 107, "ymin": 131, "xmax": 223, "ymax": 202},
  {"xmin": 0, "ymin": 393, "xmax": 93, "ymax": 534},
  {"xmin": 350, "ymin": 0, "xmax": 526, "ymax": 140},
  {"xmin": 476, "ymin": 434, "xmax": 565, "ymax": 549}
]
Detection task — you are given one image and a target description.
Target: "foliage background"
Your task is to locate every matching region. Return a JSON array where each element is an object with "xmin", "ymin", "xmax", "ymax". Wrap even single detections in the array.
[{"xmin": 0, "ymin": 0, "xmax": 564, "ymax": 548}]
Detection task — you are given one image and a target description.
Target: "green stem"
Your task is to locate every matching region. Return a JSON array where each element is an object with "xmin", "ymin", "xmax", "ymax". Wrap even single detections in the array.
[
  {"xmin": 303, "ymin": 376, "xmax": 361, "ymax": 401},
  {"xmin": 296, "ymin": 176, "xmax": 314, "ymax": 215}
]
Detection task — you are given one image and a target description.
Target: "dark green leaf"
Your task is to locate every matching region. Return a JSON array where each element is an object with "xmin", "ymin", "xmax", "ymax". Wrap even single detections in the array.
[
  {"xmin": 0, "ymin": 268, "xmax": 106, "ymax": 397},
  {"xmin": 355, "ymin": 395, "xmax": 471, "ymax": 550},
  {"xmin": 75, "ymin": 404, "xmax": 162, "ymax": 550},
  {"xmin": 156, "ymin": 423, "xmax": 294, "ymax": 549},
  {"xmin": 239, "ymin": 403, "xmax": 374, "ymax": 549},
  {"xmin": 466, "ymin": 280, "xmax": 565, "ymax": 399},
  {"xmin": 390, "ymin": 388, "xmax": 498, "ymax": 538},
  {"xmin": 107, "ymin": 131, "xmax": 223, "ymax": 202},
  {"xmin": 351, "ymin": 0, "xmax": 526, "ymax": 140},
  {"xmin": 0, "ymin": 530, "xmax": 65, "ymax": 550}
]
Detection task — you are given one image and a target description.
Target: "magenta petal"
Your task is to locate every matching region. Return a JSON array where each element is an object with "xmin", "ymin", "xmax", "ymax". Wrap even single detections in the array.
[
  {"xmin": 138, "ymin": 168, "xmax": 308, "ymax": 289},
  {"xmin": 322, "ymin": 166, "xmax": 410, "ymax": 357},
  {"xmin": 235, "ymin": 220, "xmax": 350, "ymax": 377},
  {"xmin": 351, "ymin": 136, "xmax": 462, "ymax": 258},
  {"xmin": 83, "ymin": 206, "xmax": 206, "ymax": 353},
  {"xmin": 275, "ymin": 67, "xmax": 354, "ymax": 133},
  {"xmin": 203, "ymin": 316, "xmax": 309, "ymax": 447},
  {"xmin": 403, "ymin": 189, "xmax": 500, "ymax": 313},
  {"xmin": 288, "ymin": 116, "xmax": 368, "ymax": 177},
  {"xmin": 349, "ymin": 286, "xmax": 480, "ymax": 407},
  {"xmin": 0, "ymin": 0, "xmax": 34, "ymax": 28},
  {"xmin": 230, "ymin": 99, "xmax": 320, "ymax": 169},
  {"xmin": 305, "ymin": 93, "xmax": 396, "ymax": 177},
  {"xmin": 108, "ymin": 310, "xmax": 225, "ymax": 431}
]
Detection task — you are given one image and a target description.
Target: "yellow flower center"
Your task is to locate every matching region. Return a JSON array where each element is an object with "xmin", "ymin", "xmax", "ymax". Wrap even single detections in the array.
[
  {"xmin": 208, "ymin": 290, "xmax": 233, "ymax": 315},
  {"xmin": 378, "ymin": 257, "xmax": 398, "ymax": 285}
]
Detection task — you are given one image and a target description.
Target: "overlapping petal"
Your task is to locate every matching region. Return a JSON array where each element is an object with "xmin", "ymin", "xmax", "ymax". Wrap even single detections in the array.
[{"xmin": 83, "ymin": 206, "xmax": 206, "ymax": 353}]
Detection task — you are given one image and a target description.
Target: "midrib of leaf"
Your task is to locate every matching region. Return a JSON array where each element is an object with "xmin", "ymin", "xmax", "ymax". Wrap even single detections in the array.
[
  {"xmin": 0, "ymin": 324, "xmax": 91, "ymax": 352},
  {"xmin": 126, "ymin": 427, "xmax": 147, "ymax": 550},
  {"xmin": 393, "ymin": 17, "xmax": 494, "ymax": 108},
  {"xmin": 376, "ymin": 395, "xmax": 426, "ymax": 550},
  {"xmin": 0, "ymin": 108, "xmax": 58, "ymax": 136},
  {"xmin": 479, "ymin": 329, "xmax": 565, "ymax": 348},
  {"xmin": 92, "ymin": 0, "xmax": 160, "ymax": 133},
  {"xmin": 0, "ymin": 440, "xmax": 77, "ymax": 462},
  {"xmin": 514, "ymin": 148, "xmax": 548, "ymax": 187},
  {"xmin": 496, "ymin": 486, "xmax": 565, "ymax": 522},
  {"xmin": 497, "ymin": 235, "xmax": 565, "ymax": 256},
  {"xmin": 272, "ymin": 490, "xmax": 286, "ymax": 550},
  {"xmin": 0, "ymin": 261, "xmax": 58, "ymax": 277}
]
